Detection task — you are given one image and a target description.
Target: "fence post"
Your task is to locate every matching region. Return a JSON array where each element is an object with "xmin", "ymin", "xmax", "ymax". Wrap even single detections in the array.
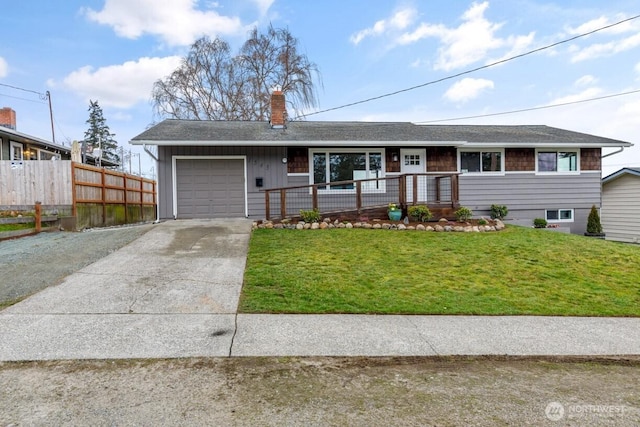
[
  {"xmin": 265, "ymin": 191, "xmax": 271, "ymax": 220},
  {"xmin": 355, "ymin": 181, "xmax": 362, "ymax": 213},
  {"xmin": 280, "ymin": 189, "xmax": 287, "ymax": 219},
  {"xmin": 312, "ymin": 186, "xmax": 318, "ymax": 210},
  {"xmin": 35, "ymin": 201, "xmax": 42, "ymax": 233},
  {"xmin": 398, "ymin": 176, "xmax": 405, "ymax": 207}
]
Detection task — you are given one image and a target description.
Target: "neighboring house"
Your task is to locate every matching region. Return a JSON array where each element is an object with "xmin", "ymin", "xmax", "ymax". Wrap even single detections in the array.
[
  {"xmin": 602, "ymin": 168, "xmax": 640, "ymax": 243},
  {"xmin": 130, "ymin": 92, "xmax": 633, "ymax": 234},
  {"xmin": 0, "ymin": 108, "xmax": 117, "ymax": 167}
]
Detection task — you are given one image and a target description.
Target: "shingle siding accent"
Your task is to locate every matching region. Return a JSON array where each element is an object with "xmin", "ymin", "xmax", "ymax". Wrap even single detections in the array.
[
  {"xmin": 427, "ymin": 147, "xmax": 457, "ymax": 171},
  {"xmin": 581, "ymin": 148, "xmax": 601, "ymax": 171},
  {"xmin": 505, "ymin": 148, "xmax": 535, "ymax": 171}
]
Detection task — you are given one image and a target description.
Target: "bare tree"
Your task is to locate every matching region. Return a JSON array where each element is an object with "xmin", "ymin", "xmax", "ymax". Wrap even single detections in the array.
[{"xmin": 152, "ymin": 25, "xmax": 321, "ymax": 121}]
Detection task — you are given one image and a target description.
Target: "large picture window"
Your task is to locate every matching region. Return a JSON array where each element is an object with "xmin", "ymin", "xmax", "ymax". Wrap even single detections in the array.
[
  {"xmin": 312, "ymin": 150, "xmax": 384, "ymax": 191},
  {"xmin": 459, "ymin": 150, "xmax": 503, "ymax": 173},
  {"xmin": 537, "ymin": 151, "xmax": 578, "ymax": 172}
]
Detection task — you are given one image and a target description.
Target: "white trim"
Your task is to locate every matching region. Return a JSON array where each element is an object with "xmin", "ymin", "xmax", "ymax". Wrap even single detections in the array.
[
  {"xmin": 10, "ymin": 141, "xmax": 23, "ymax": 161},
  {"xmin": 171, "ymin": 155, "xmax": 248, "ymax": 219},
  {"xmin": 132, "ymin": 139, "xmax": 466, "ymax": 147},
  {"xmin": 457, "ymin": 148, "xmax": 505, "ymax": 176},
  {"xmin": 287, "ymin": 172, "xmax": 309, "ymax": 177},
  {"xmin": 545, "ymin": 208, "xmax": 574, "ymax": 223},
  {"xmin": 309, "ymin": 148, "xmax": 386, "ymax": 194},
  {"xmin": 535, "ymin": 148, "xmax": 580, "ymax": 175}
]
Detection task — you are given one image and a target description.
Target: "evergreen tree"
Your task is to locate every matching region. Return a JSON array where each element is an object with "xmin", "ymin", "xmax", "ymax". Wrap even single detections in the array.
[{"xmin": 84, "ymin": 100, "xmax": 120, "ymax": 167}]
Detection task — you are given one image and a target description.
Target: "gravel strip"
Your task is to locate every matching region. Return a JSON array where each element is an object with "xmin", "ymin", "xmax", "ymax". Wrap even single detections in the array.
[{"xmin": 0, "ymin": 223, "xmax": 155, "ymax": 306}]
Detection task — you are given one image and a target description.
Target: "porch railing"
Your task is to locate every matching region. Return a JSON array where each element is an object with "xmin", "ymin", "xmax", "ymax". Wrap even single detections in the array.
[{"xmin": 264, "ymin": 173, "xmax": 459, "ymax": 220}]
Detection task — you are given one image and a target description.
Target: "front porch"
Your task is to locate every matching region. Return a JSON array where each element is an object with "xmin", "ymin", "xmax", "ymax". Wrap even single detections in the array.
[{"xmin": 263, "ymin": 173, "xmax": 460, "ymax": 221}]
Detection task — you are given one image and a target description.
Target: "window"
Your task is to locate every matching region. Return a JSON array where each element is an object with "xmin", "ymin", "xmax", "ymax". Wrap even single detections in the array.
[
  {"xmin": 537, "ymin": 151, "xmax": 578, "ymax": 172},
  {"xmin": 546, "ymin": 209, "xmax": 574, "ymax": 222},
  {"xmin": 459, "ymin": 150, "xmax": 503, "ymax": 173},
  {"xmin": 38, "ymin": 150, "xmax": 61, "ymax": 160},
  {"xmin": 10, "ymin": 141, "xmax": 23, "ymax": 161},
  {"xmin": 312, "ymin": 150, "xmax": 384, "ymax": 191}
]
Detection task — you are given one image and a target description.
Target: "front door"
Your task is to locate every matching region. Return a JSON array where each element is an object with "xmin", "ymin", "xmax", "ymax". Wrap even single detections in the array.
[{"xmin": 400, "ymin": 149, "xmax": 427, "ymax": 203}]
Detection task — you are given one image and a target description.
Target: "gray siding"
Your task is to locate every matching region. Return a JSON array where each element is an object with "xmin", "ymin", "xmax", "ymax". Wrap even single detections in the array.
[
  {"xmin": 158, "ymin": 145, "xmax": 288, "ymax": 219},
  {"xmin": 459, "ymin": 172, "xmax": 602, "ymax": 234},
  {"xmin": 602, "ymin": 174, "xmax": 640, "ymax": 243}
]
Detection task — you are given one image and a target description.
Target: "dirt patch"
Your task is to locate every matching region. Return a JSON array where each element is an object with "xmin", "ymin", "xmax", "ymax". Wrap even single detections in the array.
[{"xmin": 1, "ymin": 356, "xmax": 638, "ymax": 426}]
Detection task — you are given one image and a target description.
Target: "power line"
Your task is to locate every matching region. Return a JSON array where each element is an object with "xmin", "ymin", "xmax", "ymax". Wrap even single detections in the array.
[
  {"xmin": 296, "ymin": 13, "xmax": 640, "ymax": 119},
  {"xmin": 0, "ymin": 82, "xmax": 48, "ymax": 99},
  {"xmin": 415, "ymin": 88, "xmax": 640, "ymax": 124}
]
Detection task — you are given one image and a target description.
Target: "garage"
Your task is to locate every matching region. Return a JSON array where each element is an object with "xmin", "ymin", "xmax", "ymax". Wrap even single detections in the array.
[{"xmin": 175, "ymin": 158, "xmax": 246, "ymax": 218}]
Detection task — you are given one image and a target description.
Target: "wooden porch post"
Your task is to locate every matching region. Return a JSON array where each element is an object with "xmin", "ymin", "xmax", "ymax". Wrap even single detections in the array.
[{"xmin": 451, "ymin": 174, "xmax": 459, "ymax": 208}]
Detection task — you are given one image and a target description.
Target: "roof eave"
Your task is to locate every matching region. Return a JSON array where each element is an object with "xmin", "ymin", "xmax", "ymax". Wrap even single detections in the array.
[
  {"xmin": 129, "ymin": 140, "xmax": 468, "ymax": 147},
  {"xmin": 602, "ymin": 167, "xmax": 640, "ymax": 184}
]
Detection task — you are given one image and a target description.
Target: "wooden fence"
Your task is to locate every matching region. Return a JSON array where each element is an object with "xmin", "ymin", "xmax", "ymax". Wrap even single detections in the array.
[{"xmin": 0, "ymin": 160, "xmax": 156, "ymax": 229}]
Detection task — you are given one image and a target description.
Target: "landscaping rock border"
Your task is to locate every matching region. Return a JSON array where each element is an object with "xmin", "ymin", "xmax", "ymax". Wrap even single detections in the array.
[{"xmin": 253, "ymin": 217, "xmax": 506, "ymax": 232}]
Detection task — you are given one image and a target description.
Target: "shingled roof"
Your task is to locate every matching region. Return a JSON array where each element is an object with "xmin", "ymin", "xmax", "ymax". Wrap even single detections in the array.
[{"xmin": 130, "ymin": 119, "xmax": 633, "ymax": 148}]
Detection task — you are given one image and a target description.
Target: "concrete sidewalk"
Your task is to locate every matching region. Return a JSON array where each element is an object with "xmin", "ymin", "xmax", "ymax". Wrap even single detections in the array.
[{"xmin": 1, "ymin": 219, "xmax": 640, "ymax": 361}]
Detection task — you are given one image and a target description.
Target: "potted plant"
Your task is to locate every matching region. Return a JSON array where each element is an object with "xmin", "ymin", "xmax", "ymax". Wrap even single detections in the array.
[
  {"xmin": 584, "ymin": 205, "xmax": 605, "ymax": 238},
  {"xmin": 388, "ymin": 203, "xmax": 402, "ymax": 221}
]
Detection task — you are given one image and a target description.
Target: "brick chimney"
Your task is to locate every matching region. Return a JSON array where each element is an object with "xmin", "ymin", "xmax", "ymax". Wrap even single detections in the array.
[
  {"xmin": 270, "ymin": 90, "xmax": 286, "ymax": 128},
  {"xmin": 0, "ymin": 107, "xmax": 16, "ymax": 130}
]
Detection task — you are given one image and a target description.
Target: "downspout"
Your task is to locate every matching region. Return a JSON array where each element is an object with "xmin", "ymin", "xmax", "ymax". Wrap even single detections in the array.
[
  {"xmin": 143, "ymin": 144, "xmax": 161, "ymax": 223},
  {"xmin": 601, "ymin": 146, "xmax": 625, "ymax": 158}
]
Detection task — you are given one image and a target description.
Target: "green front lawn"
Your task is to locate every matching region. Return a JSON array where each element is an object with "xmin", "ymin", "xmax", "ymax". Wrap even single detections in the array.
[{"xmin": 240, "ymin": 226, "xmax": 640, "ymax": 316}]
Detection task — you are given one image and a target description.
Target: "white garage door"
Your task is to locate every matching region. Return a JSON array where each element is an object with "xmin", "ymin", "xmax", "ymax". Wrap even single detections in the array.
[{"xmin": 175, "ymin": 158, "xmax": 245, "ymax": 218}]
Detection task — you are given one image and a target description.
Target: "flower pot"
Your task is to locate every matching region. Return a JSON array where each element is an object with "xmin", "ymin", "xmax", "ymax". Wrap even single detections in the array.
[{"xmin": 388, "ymin": 210, "xmax": 402, "ymax": 221}]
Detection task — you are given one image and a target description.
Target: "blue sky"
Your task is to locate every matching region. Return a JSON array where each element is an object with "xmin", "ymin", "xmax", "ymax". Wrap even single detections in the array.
[{"xmin": 1, "ymin": 0, "xmax": 639, "ymax": 177}]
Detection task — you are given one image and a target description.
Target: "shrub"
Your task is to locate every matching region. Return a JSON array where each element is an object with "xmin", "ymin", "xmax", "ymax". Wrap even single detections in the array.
[
  {"xmin": 533, "ymin": 218, "xmax": 547, "ymax": 228},
  {"xmin": 478, "ymin": 218, "xmax": 488, "ymax": 225},
  {"xmin": 455, "ymin": 206, "xmax": 473, "ymax": 222},
  {"xmin": 586, "ymin": 205, "xmax": 603, "ymax": 234},
  {"xmin": 299, "ymin": 208, "xmax": 321, "ymax": 223},
  {"xmin": 407, "ymin": 205, "xmax": 432, "ymax": 222},
  {"xmin": 490, "ymin": 204, "xmax": 508, "ymax": 220}
]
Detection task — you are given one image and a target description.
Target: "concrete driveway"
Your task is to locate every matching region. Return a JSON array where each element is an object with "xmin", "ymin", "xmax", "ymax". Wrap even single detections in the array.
[{"xmin": 1, "ymin": 219, "xmax": 252, "ymax": 360}]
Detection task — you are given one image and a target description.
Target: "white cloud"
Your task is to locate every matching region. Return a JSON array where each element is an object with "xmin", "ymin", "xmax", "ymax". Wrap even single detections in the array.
[
  {"xmin": 0, "ymin": 57, "xmax": 8, "ymax": 78},
  {"xmin": 58, "ymin": 56, "xmax": 183, "ymax": 108},
  {"xmin": 575, "ymin": 75, "xmax": 598, "ymax": 87},
  {"xmin": 398, "ymin": 1, "xmax": 534, "ymax": 71},
  {"xmin": 252, "ymin": 0, "xmax": 274, "ymax": 16},
  {"xmin": 570, "ymin": 32, "xmax": 640, "ymax": 62},
  {"xmin": 547, "ymin": 87, "xmax": 604, "ymax": 106},
  {"xmin": 83, "ymin": 0, "xmax": 248, "ymax": 47},
  {"xmin": 443, "ymin": 78, "xmax": 494, "ymax": 103},
  {"xmin": 566, "ymin": 15, "xmax": 635, "ymax": 36},
  {"xmin": 350, "ymin": 7, "xmax": 417, "ymax": 45}
]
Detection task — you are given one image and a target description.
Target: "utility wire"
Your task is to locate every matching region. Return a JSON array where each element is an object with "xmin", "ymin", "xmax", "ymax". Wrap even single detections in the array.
[
  {"xmin": 0, "ymin": 82, "xmax": 48, "ymax": 99},
  {"xmin": 296, "ymin": 13, "xmax": 640, "ymax": 119},
  {"xmin": 415, "ymin": 88, "xmax": 640, "ymax": 124}
]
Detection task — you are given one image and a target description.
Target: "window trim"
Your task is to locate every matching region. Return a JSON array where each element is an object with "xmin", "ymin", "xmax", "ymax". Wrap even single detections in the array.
[
  {"xmin": 309, "ymin": 148, "xmax": 386, "ymax": 194},
  {"xmin": 545, "ymin": 208, "xmax": 574, "ymax": 223},
  {"xmin": 457, "ymin": 148, "xmax": 505, "ymax": 175},
  {"xmin": 10, "ymin": 141, "xmax": 23, "ymax": 161},
  {"xmin": 535, "ymin": 149, "xmax": 580, "ymax": 175},
  {"xmin": 37, "ymin": 149, "xmax": 61, "ymax": 160}
]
